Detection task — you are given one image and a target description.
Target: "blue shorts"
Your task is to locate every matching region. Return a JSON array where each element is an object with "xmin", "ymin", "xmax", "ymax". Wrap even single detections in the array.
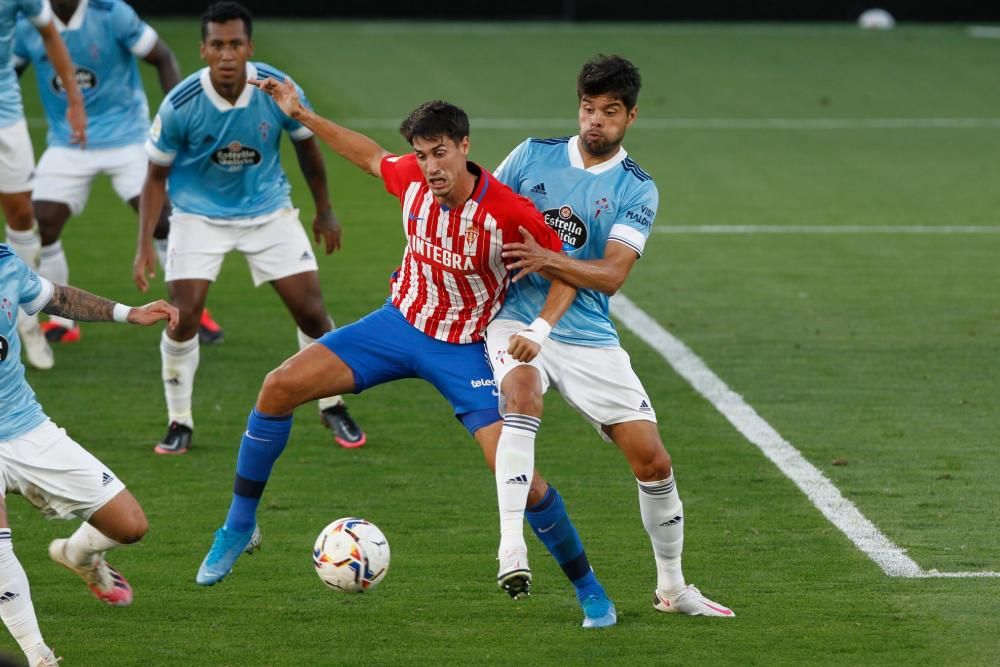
[{"xmin": 317, "ymin": 305, "xmax": 500, "ymax": 435}]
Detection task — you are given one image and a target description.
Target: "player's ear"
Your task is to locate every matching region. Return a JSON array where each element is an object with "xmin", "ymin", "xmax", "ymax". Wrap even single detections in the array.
[
  {"xmin": 626, "ymin": 105, "xmax": 637, "ymax": 128},
  {"xmin": 459, "ymin": 136, "xmax": 470, "ymax": 156},
  {"xmin": 247, "ymin": 39, "xmax": 255, "ymax": 57},
  {"xmin": 199, "ymin": 41, "xmax": 207, "ymax": 62}
]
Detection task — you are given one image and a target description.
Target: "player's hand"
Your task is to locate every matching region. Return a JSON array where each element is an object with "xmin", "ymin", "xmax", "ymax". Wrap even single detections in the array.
[
  {"xmin": 249, "ymin": 76, "xmax": 302, "ymax": 118},
  {"xmin": 508, "ymin": 334, "xmax": 541, "ymax": 362},
  {"xmin": 66, "ymin": 97, "xmax": 87, "ymax": 147},
  {"xmin": 503, "ymin": 226, "xmax": 555, "ymax": 281},
  {"xmin": 313, "ymin": 209, "xmax": 342, "ymax": 254},
  {"xmin": 132, "ymin": 241, "xmax": 157, "ymax": 293},
  {"xmin": 127, "ymin": 299, "xmax": 179, "ymax": 329}
]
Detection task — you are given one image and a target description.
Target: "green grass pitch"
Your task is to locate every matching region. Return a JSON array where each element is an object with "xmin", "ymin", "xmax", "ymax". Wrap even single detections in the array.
[{"xmin": 7, "ymin": 21, "xmax": 1000, "ymax": 666}]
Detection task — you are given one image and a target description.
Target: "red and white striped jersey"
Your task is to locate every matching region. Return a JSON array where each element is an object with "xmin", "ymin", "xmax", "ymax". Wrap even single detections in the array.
[{"xmin": 381, "ymin": 153, "xmax": 562, "ymax": 343}]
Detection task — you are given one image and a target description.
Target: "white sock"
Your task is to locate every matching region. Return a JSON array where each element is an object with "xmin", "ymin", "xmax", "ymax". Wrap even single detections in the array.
[
  {"xmin": 298, "ymin": 319, "xmax": 342, "ymax": 410},
  {"xmin": 160, "ymin": 331, "xmax": 199, "ymax": 428},
  {"xmin": 154, "ymin": 237, "xmax": 168, "ymax": 269},
  {"xmin": 38, "ymin": 241, "xmax": 73, "ymax": 329},
  {"xmin": 0, "ymin": 530, "xmax": 48, "ymax": 660},
  {"xmin": 4, "ymin": 224, "xmax": 40, "ymax": 267},
  {"xmin": 638, "ymin": 475, "xmax": 686, "ymax": 594},
  {"xmin": 495, "ymin": 414, "xmax": 538, "ymax": 553},
  {"xmin": 62, "ymin": 522, "xmax": 120, "ymax": 567}
]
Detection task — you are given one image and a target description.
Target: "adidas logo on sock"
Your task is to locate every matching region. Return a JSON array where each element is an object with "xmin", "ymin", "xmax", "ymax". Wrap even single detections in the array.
[
  {"xmin": 639, "ymin": 399, "xmax": 652, "ymax": 413},
  {"xmin": 0, "ymin": 591, "xmax": 19, "ymax": 604},
  {"xmin": 506, "ymin": 474, "xmax": 529, "ymax": 485},
  {"xmin": 529, "ymin": 182, "xmax": 547, "ymax": 196},
  {"xmin": 659, "ymin": 515, "xmax": 683, "ymax": 527},
  {"xmin": 102, "ymin": 472, "xmax": 115, "ymax": 487},
  {"xmin": 165, "ymin": 377, "xmax": 181, "ymax": 386}
]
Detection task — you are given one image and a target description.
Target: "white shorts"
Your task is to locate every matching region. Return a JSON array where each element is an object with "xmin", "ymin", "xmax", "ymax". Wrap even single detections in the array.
[
  {"xmin": 0, "ymin": 119, "xmax": 35, "ymax": 194},
  {"xmin": 165, "ymin": 208, "xmax": 319, "ymax": 286},
  {"xmin": 34, "ymin": 143, "xmax": 147, "ymax": 215},
  {"xmin": 0, "ymin": 420, "xmax": 127, "ymax": 520},
  {"xmin": 486, "ymin": 318, "xmax": 657, "ymax": 441}
]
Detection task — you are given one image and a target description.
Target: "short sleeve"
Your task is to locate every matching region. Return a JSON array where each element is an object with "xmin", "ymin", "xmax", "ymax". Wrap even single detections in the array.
[
  {"xmin": 19, "ymin": 0, "xmax": 51, "ymax": 28},
  {"xmin": 283, "ymin": 82, "xmax": 314, "ymax": 141},
  {"xmin": 493, "ymin": 139, "xmax": 531, "ymax": 192},
  {"xmin": 608, "ymin": 181, "xmax": 658, "ymax": 257},
  {"xmin": 4, "ymin": 250, "xmax": 54, "ymax": 315},
  {"xmin": 513, "ymin": 194, "xmax": 563, "ymax": 253},
  {"xmin": 380, "ymin": 153, "xmax": 418, "ymax": 199},
  {"xmin": 144, "ymin": 99, "xmax": 183, "ymax": 166},
  {"xmin": 111, "ymin": 0, "xmax": 157, "ymax": 57}
]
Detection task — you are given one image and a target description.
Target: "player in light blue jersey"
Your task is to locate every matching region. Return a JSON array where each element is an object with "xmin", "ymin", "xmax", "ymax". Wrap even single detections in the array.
[
  {"xmin": 488, "ymin": 55, "xmax": 734, "ymax": 621},
  {"xmin": 132, "ymin": 2, "xmax": 364, "ymax": 455},
  {"xmin": 0, "ymin": 0, "xmax": 86, "ymax": 372},
  {"xmin": 0, "ymin": 244, "xmax": 176, "ymax": 666},
  {"xmin": 13, "ymin": 0, "xmax": 227, "ymax": 347}
]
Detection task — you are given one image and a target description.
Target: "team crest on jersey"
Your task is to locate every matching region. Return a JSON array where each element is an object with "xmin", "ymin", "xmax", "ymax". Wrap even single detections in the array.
[
  {"xmin": 544, "ymin": 205, "xmax": 588, "ymax": 251},
  {"xmin": 463, "ymin": 223, "xmax": 480, "ymax": 255},
  {"xmin": 212, "ymin": 141, "xmax": 263, "ymax": 171},
  {"xmin": 149, "ymin": 114, "xmax": 162, "ymax": 142},
  {"xmin": 52, "ymin": 68, "xmax": 97, "ymax": 94},
  {"xmin": 259, "ymin": 121, "xmax": 271, "ymax": 141},
  {"xmin": 594, "ymin": 197, "xmax": 611, "ymax": 219},
  {"xmin": 0, "ymin": 335, "xmax": 8, "ymax": 362},
  {"xmin": 1, "ymin": 298, "xmax": 12, "ymax": 323}
]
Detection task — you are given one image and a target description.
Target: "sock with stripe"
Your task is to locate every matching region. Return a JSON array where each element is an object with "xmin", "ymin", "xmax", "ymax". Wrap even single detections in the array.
[
  {"xmin": 526, "ymin": 485, "xmax": 606, "ymax": 603},
  {"xmin": 638, "ymin": 474, "xmax": 686, "ymax": 594},
  {"xmin": 0, "ymin": 530, "xmax": 50, "ymax": 662},
  {"xmin": 38, "ymin": 240, "xmax": 74, "ymax": 329},
  {"xmin": 296, "ymin": 319, "xmax": 342, "ymax": 411},
  {"xmin": 495, "ymin": 413, "xmax": 538, "ymax": 553},
  {"xmin": 160, "ymin": 331, "xmax": 199, "ymax": 428},
  {"xmin": 224, "ymin": 408, "xmax": 293, "ymax": 533}
]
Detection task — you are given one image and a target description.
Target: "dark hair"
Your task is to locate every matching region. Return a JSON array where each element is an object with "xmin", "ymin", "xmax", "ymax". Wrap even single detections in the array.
[
  {"xmin": 201, "ymin": 2, "xmax": 253, "ymax": 41},
  {"xmin": 577, "ymin": 54, "xmax": 642, "ymax": 110},
  {"xmin": 399, "ymin": 100, "xmax": 470, "ymax": 145}
]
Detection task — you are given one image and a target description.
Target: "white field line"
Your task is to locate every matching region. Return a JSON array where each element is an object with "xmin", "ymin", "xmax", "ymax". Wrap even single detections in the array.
[
  {"xmin": 968, "ymin": 26, "xmax": 1000, "ymax": 39},
  {"xmin": 610, "ymin": 293, "xmax": 1000, "ymax": 578},
  {"xmin": 25, "ymin": 116, "xmax": 1000, "ymax": 131},
  {"xmin": 655, "ymin": 225, "xmax": 1000, "ymax": 234}
]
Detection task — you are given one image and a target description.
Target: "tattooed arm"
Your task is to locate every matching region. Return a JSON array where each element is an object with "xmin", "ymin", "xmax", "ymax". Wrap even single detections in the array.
[{"xmin": 42, "ymin": 284, "xmax": 179, "ymax": 327}]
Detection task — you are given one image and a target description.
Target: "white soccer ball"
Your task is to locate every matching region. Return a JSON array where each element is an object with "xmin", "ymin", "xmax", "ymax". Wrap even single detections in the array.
[
  {"xmin": 312, "ymin": 517, "xmax": 390, "ymax": 593},
  {"xmin": 858, "ymin": 8, "xmax": 895, "ymax": 30}
]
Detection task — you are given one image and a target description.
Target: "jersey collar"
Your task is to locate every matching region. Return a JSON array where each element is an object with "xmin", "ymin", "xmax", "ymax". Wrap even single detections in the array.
[
  {"xmin": 200, "ymin": 62, "xmax": 257, "ymax": 112},
  {"xmin": 54, "ymin": 0, "xmax": 88, "ymax": 31},
  {"xmin": 567, "ymin": 135, "xmax": 628, "ymax": 174}
]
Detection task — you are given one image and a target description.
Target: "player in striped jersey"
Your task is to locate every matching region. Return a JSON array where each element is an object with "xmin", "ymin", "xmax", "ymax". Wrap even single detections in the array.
[
  {"xmin": 194, "ymin": 83, "xmax": 591, "ymax": 609},
  {"xmin": 490, "ymin": 55, "xmax": 733, "ymax": 619}
]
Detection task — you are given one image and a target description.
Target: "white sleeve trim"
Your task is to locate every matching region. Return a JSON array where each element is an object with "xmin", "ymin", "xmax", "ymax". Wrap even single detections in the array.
[
  {"xmin": 130, "ymin": 25, "xmax": 158, "ymax": 58},
  {"xmin": 28, "ymin": 0, "xmax": 52, "ymax": 28},
  {"xmin": 608, "ymin": 223, "xmax": 648, "ymax": 257},
  {"xmin": 288, "ymin": 125, "xmax": 314, "ymax": 141},
  {"xmin": 22, "ymin": 276, "xmax": 54, "ymax": 315},
  {"xmin": 145, "ymin": 139, "xmax": 175, "ymax": 166},
  {"xmin": 13, "ymin": 56, "xmax": 27, "ymax": 69}
]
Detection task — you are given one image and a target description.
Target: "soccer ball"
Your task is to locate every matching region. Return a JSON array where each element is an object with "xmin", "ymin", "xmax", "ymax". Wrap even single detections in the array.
[{"xmin": 312, "ymin": 517, "xmax": 390, "ymax": 593}]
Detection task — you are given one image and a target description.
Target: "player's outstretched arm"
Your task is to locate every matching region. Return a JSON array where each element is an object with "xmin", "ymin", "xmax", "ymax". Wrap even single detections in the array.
[
  {"xmin": 43, "ymin": 284, "xmax": 178, "ymax": 328},
  {"xmin": 37, "ymin": 21, "xmax": 86, "ymax": 146},
  {"xmin": 143, "ymin": 38, "xmax": 182, "ymax": 94},
  {"xmin": 292, "ymin": 137, "xmax": 341, "ymax": 254},
  {"xmin": 250, "ymin": 76, "xmax": 389, "ymax": 178},
  {"xmin": 134, "ymin": 162, "xmax": 171, "ymax": 292},
  {"xmin": 504, "ymin": 226, "xmax": 637, "ymax": 295}
]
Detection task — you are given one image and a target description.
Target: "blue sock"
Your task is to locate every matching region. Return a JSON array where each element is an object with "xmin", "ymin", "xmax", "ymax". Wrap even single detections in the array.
[
  {"xmin": 224, "ymin": 408, "xmax": 293, "ymax": 533},
  {"xmin": 525, "ymin": 485, "xmax": 605, "ymax": 604}
]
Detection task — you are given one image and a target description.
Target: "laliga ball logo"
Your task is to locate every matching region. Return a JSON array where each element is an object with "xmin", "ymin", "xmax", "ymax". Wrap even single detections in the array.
[{"xmin": 312, "ymin": 518, "xmax": 390, "ymax": 593}]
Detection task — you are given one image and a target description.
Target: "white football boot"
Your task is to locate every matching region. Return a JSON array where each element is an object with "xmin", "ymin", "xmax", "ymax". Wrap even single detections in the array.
[
  {"xmin": 496, "ymin": 543, "xmax": 531, "ymax": 599},
  {"xmin": 18, "ymin": 312, "xmax": 54, "ymax": 370},
  {"xmin": 654, "ymin": 584, "xmax": 734, "ymax": 617}
]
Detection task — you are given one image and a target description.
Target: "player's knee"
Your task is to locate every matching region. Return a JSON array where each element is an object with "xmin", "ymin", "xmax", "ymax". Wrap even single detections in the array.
[
  {"xmin": 259, "ymin": 364, "xmax": 305, "ymax": 413},
  {"xmin": 631, "ymin": 445, "xmax": 672, "ymax": 482},
  {"xmin": 502, "ymin": 379, "xmax": 543, "ymax": 417},
  {"xmin": 4, "ymin": 197, "xmax": 34, "ymax": 229},
  {"xmin": 119, "ymin": 509, "xmax": 149, "ymax": 545}
]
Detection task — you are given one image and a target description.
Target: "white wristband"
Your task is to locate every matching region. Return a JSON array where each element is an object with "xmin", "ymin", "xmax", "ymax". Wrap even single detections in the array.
[
  {"xmin": 112, "ymin": 303, "xmax": 132, "ymax": 323},
  {"xmin": 515, "ymin": 317, "xmax": 552, "ymax": 346}
]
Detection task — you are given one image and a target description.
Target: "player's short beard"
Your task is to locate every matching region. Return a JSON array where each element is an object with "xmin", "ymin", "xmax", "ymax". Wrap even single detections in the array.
[{"xmin": 580, "ymin": 133, "xmax": 621, "ymax": 159}]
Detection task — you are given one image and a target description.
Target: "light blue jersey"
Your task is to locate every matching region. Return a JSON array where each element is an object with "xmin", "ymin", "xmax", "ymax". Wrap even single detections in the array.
[
  {"xmin": 0, "ymin": 0, "xmax": 49, "ymax": 128},
  {"xmin": 145, "ymin": 62, "xmax": 313, "ymax": 221},
  {"xmin": 0, "ymin": 245, "xmax": 54, "ymax": 441},
  {"xmin": 14, "ymin": 0, "xmax": 157, "ymax": 148},
  {"xmin": 495, "ymin": 135, "xmax": 658, "ymax": 347}
]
